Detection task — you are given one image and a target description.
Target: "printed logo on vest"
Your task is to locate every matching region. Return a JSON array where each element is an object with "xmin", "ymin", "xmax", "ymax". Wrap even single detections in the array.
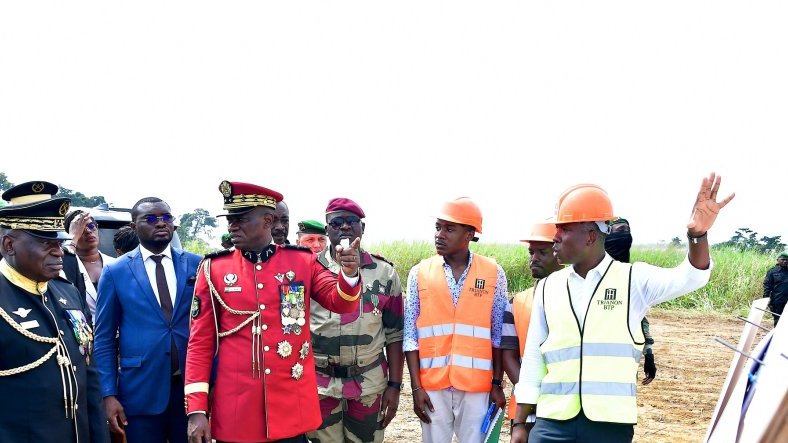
[
  {"xmin": 598, "ymin": 288, "xmax": 623, "ymax": 310},
  {"xmin": 475, "ymin": 279, "xmax": 485, "ymax": 289}
]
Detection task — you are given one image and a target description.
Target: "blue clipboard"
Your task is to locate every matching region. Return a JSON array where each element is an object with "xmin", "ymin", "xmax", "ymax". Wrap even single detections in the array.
[{"xmin": 481, "ymin": 403, "xmax": 497, "ymax": 434}]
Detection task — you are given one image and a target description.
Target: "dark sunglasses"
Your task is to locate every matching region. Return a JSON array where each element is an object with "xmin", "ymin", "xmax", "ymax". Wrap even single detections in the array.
[
  {"xmin": 84, "ymin": 222, "xmax": 98, "ymax": 232},
  {"xmin": 143, "ymin": 214, "xmax": 175, "ymax": 225},
  {"xmin": 327, "ymin": 216, "xmax": 361, "ymax": 230}
]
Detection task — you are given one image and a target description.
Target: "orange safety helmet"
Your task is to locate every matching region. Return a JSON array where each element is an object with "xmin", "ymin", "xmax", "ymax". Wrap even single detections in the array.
[
  {"xmin": 436, "ymin": 197, "xmax": 483, "ymax": 233},
  {"xmin": 554, "ymin": 184, "xmax": 615, "ymax": 224},
  {"xmin": 520, "ymin": 222, "xmax": 558, "ymax": 243}
]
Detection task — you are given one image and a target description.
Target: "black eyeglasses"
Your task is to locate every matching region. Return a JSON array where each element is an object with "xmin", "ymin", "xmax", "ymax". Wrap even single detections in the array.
[
  {"xmin": 142, "ymin": 214, "xmax": 175, "ymax": 225},
  {"xmin": 327, "ymin": 216, "xmax": 361, "ymax": 230}
]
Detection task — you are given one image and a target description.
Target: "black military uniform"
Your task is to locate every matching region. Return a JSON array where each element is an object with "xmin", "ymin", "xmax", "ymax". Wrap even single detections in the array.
[{"xmin": 0, "ymin": 181, "xmax": 108, "ymax": 443}]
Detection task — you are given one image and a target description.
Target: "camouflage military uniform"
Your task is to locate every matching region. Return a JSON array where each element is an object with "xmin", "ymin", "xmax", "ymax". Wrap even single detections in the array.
[
  {"xmin": 307, "ymin": 248, "xmax": 404, "ymax": 443},
  {"xmin": 641, "ymin": 317, "xmax": 654, "ymax": 353}
]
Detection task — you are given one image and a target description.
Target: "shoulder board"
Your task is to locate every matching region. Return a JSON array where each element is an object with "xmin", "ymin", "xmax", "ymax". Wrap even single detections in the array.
[
  {"xmin": 204, "ymin": 249, "xmax": 233, "ymax": 259},
  {"xmin": 283, "ymin": 244, "xmax": 313, "ymax": 253},
  {"xmin": 369, "ymin": 252, "xmax": 394, "ymax": 267}
]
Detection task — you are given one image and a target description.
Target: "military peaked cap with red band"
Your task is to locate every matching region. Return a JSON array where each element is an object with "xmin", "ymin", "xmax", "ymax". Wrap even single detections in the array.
[
  {"xmin": 217, "ymin": 180, "xmax": 284, "ymax": 216},
  {"xmin": 325, "ymin": 197, "xmax": 365, "ymax": 219}
]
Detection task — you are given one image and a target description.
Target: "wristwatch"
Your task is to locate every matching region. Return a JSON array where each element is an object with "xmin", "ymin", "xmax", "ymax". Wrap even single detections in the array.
[
  {"xmin": 687, "ymin": 231, "xmax": 708, "ymax": 244},
  {"xmin": 492, "ymin": 378, "xmax": 506, "ymax": 388},
  {"xmin": 387, "ymin": 381, "xmax": 402, "ymax": 390}
]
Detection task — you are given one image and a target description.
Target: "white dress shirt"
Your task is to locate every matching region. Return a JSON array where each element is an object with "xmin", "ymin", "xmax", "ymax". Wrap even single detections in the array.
[
  {"xmin": 514, "ymin": 253, "xmax": 712, "ymax": 404},
  {"xmin": 77, "ymin": 252, "xmax": 117, "ymax": 318},
  {"xmin": 140, "ymin": 245, "xmax": 177, "ymax": 307}
]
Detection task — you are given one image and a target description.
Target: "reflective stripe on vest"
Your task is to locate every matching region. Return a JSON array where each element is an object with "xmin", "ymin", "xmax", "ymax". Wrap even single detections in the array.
[
  {"xmin": 537, "ymin": 260, "xmax": 644, "ymax": 424},
  {"xmin": 420, "ymin": 354, "xmax": 494, "ymax": 370},
  {"xmin": 416, "ymin": 254, "xmax": 498, "ymax": 392},
  {"xmin": 417, "ymin": 323, "xmax": 492, "ymax": 340},
  {"xmin": 507, "ymin": 285, "xmax": 536, "ymax": 419}
]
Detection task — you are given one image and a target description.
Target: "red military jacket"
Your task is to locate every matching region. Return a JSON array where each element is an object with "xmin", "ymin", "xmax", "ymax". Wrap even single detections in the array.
[{"xmin": 185, "ymin": 244, "xmax": 361, "ymax": 442}]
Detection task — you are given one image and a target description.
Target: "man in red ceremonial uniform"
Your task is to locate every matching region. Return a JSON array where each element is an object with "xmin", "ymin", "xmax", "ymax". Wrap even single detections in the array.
[{"xmin": 185, "ymin": 181, "xmax": 363, "ymax": 443}]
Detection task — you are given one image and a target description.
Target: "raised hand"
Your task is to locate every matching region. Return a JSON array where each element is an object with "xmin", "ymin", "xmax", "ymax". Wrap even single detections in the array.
[
  {"xmin": 336, "ymin": 237, "xmax": 361, "ymax": 277},
  {"xmin": 687, "ymin": 172, "xmax": 735, "ymax": 236},
  {"xmin": 68, "ymin": 211, "xmax": 91, "ymax": 245}
]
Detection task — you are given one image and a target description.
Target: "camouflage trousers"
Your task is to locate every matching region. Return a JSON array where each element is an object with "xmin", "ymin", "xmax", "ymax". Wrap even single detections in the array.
[{"xmin": 306, "ymin": 393, "xmax": 383, "ymax": 443}]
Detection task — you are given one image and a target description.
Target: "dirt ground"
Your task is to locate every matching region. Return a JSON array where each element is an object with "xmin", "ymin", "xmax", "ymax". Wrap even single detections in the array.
[{"xmin": 384, "ymin": 310, "xmax": 753, "ymax": 442}]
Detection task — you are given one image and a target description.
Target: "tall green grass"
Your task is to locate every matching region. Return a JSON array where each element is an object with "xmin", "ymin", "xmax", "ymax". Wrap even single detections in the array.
[{"xmin": 366, "ymin": 242, "xmax": 774, "ymax": 314}]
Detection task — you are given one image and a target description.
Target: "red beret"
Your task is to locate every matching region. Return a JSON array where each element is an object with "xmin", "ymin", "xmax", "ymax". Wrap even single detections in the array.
[
  {"xmin": 325, "ymin": 197, "xmax": 365, "ymax": 218},
  {"xmin": 218, "ymin": 180, "xmax": 284, "ymax": 216}
]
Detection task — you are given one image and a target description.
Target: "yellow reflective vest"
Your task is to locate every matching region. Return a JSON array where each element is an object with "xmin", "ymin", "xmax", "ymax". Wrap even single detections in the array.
[
  {"xmin": 416, "ymin": 254, "xmax": 498, "ymax": 392},
  {"xmin": 537, "ymin": 260, "xmax": 644, "ymax": 424}
]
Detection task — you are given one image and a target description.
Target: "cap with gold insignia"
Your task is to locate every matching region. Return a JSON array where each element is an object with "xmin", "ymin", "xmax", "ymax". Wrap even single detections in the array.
[
  {"xmin": 0, "ymin": 181, "xmax": 71, "ymax": 240},
  {"xmin": 296, "ymin": 219, "xmax": 326, "ymax": 236},
  {"xmin": 217, "ymin": 180, "xmax": 284, "ymax": 217}
]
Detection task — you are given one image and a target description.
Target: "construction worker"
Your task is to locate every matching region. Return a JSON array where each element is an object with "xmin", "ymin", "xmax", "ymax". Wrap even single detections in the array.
[
  {"xmin": 511, "ymin": 173, "xmax": 734, "ymax": 443},
  {"xmin": 499, "ymin": 222, "xmax": 562, "ymax": 430},
  {"xmin": 403, "ymin": 197, "xmax": 508, "ymax": 443}
]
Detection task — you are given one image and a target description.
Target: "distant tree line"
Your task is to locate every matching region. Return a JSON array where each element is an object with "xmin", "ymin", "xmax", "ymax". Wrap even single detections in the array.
[{"xmin": 715, "ymin": 227, "xmax": 785, "ymax": 254}]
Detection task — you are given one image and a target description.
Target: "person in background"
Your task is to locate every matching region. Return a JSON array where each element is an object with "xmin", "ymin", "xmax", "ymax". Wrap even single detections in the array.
[
  {"xmin": 62, "ymin": 209, "xmax": 117, "ymax": 319},
  {"xmin": 113, "ymin": 225, "xmax": 139, "ymax": 256},
  {"xmin": 220, "ymin": 232, "xmax": 233, "ymax": 250},
  {"xmin": 605, "ymin": 218, "xmax": 657, "ymax": 385},
  {"xmin": 296, "ymin": 219, "xmax": 328, "ymax": 254},
  {"xmin": 272, "ymin": 200, "xmax": 290, "ymax": 245},
  {"xmin": 762, "ymin": 251, "xmax": 788, "ymax": 326},
  {"xmin": 500, "ymin": 222, "xmax": 562, "ymax": 431}
]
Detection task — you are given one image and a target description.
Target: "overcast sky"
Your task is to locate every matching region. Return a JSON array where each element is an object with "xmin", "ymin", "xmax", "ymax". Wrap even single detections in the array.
[{"xmin": 1, "ymin": 2, "xmax": 785, "ymax": 246}]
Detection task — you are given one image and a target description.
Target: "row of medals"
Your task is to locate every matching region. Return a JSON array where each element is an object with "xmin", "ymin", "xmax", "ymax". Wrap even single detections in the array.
[
  {"xmin": 281, "ymin": 304, "xmax": 306, "ymax": 334},
  {"xmin": 277, "ymin": 271, "xmax": 305, "ymax": 379}
]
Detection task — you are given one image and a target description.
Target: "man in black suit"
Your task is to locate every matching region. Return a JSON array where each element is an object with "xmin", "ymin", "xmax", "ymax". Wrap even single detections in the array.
[{"xmin": 0, "ymin": 180, "xmax": 109, "ymax": 443}]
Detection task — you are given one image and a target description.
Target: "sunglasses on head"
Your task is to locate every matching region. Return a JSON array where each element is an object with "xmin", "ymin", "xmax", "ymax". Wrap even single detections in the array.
[
  {"xmin": 327, "ymin": 216, "xmax": 361, "ymax": 230},
  {"xmin": 142, "ymin": 214, "xmax": 175, "ymax": 225}
]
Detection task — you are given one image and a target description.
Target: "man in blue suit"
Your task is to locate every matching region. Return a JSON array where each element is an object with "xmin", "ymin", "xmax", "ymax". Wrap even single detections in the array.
[{"xmin": 94, "ymin": 197, "xmax": 201, "ymax": 443}]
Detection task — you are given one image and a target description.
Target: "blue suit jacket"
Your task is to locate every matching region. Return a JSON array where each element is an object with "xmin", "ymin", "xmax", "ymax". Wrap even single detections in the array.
[{"xmin": 94, "ymin": 246, "xmax": 201, "ymax": 416}]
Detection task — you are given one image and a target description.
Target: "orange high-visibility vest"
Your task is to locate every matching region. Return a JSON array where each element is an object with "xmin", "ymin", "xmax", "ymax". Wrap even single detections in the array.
[
  {"xmin": 416, "ymin": 254, "xmax": 498, "ymax": 392},
  {"xmin": 507, "ymin": 285, "xmax": 536, "ymax": 419}
]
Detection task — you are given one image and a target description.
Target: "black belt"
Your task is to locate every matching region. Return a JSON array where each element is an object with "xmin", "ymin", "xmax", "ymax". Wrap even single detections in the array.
[{"xmin": 315, "ymin": 354, "xmax": 384, "ymax": 378}]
